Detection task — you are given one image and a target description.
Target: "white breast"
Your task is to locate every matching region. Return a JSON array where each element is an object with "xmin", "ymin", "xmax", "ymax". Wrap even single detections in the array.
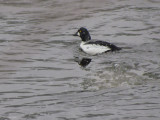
[{"xmin": 80, "ymin": 42, "xmax": 111, "ymax": 55}]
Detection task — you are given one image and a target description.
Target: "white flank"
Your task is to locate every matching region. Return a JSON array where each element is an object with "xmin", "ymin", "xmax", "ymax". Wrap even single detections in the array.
[
  {"xmin": 80, "ymin": 42, "xmax": 111, "ymax": 55},
  {"xmin": 77, "ymin": 32, "xmax": 80, "ymax": 36}
]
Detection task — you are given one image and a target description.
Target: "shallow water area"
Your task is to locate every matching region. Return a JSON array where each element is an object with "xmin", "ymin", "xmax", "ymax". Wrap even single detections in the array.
[{"xmin": 0, "ymin": 0, "xmax": 160, "ymax": 120}]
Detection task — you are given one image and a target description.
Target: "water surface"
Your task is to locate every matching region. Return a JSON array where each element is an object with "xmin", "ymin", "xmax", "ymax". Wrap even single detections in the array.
[{"xmin": 0, "ymin": 0, "xmax": 160, "ymax": 120}]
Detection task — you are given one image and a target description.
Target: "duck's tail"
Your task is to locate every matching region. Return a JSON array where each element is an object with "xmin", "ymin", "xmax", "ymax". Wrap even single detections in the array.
[{"xmin": 110, "ymin": 44, "xmax": 122, "ymax": 51}]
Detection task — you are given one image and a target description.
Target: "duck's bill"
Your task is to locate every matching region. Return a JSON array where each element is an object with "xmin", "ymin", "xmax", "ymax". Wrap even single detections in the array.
[{"xmin": 73, "ymin": 32, "xmax": 78, "ymax": 36}]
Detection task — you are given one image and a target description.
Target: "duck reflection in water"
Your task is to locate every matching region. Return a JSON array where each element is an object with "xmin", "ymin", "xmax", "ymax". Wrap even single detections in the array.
[{"xmin": 75, "ymin": 57, "xmax": 92, "ymax": 67}]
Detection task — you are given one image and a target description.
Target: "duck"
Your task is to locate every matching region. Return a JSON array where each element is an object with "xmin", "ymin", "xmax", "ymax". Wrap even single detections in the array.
[{"xmin": 73, "ymin": 27, "xmax": 121, "ymax": 55}]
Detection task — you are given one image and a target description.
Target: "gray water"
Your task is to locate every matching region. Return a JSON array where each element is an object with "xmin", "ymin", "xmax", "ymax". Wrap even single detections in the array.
[{"xmin": 0, "ymin": 0, "xmax": 160, "ymax": 120}]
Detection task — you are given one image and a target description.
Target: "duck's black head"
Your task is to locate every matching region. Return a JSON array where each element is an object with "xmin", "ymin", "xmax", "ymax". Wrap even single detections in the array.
[{"xmin": 73, "ymin": 27, "xmax": 91, "ymax": 42}]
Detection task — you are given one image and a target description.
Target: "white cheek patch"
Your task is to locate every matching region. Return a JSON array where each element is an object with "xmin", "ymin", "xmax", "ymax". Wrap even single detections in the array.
[{"xmin": 77, "ymin": 32, "xmax": 80, "ymax": 36}]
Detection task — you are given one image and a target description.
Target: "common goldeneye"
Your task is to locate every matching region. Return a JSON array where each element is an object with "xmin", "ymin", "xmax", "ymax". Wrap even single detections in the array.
[{"xmin": 73, "ymin": 27, "xmax": 121, "ymax": 55}]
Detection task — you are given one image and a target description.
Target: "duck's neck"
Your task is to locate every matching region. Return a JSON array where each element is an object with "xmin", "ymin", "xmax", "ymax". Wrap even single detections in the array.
[
  {"xmin": 81, "ymin": 34, "xmax": 91, "ymax": 42},
  {"xmin": 81, "ymin": 37, "xmax": 90, "ymax": 42}
]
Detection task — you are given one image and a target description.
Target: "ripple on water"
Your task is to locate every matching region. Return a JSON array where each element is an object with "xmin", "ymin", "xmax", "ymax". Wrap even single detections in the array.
[{"xmin": 0, "ymin": 0, "xmax": 160, "ymax": 120}]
